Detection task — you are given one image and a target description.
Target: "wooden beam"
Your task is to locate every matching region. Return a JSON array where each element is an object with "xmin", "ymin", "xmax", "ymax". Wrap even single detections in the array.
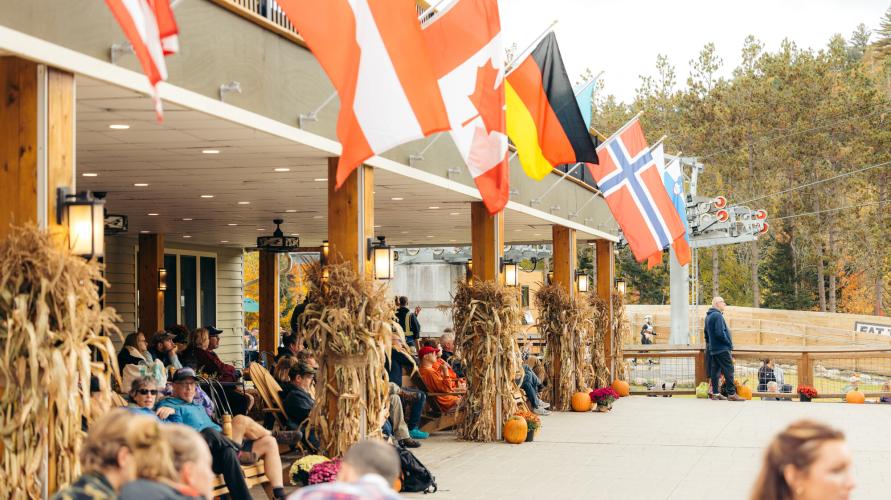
[
  {"xmin": 259, "ymin": 250, "xmax": 280, "ymax": 354},
  {"xmin": 596, "ymin": 239, "xmax": 614, "ymax": 377},
  {"xmin": 137, "ymin": 234, "xmax": 165, "ymax": 335},
  {"xmin": 0, "ymin": 58, "xmax": 74, "ymax": 241},
  {"xmin": 327, "ymin": 158, "xmax": 373, "ymax": 277},
  {"xmin": 470, "ymin": 202, "xmax": 503, "ymax": 282},
  {"xmin": 551, "ymin": 225, "xmax": 576, "ymax": 296}
]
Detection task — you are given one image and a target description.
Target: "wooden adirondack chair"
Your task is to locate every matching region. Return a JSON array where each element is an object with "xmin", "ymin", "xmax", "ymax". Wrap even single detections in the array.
[
  {"xmin": 246, "ymin": 362, "xmax": 290, "ymax": 431},
  {"xmin": 410, "ymin": 373, "xmax": 464, "ymax": 433},
  {"xmin": 211, "ymin": 460, "xmax": 273, "ymax": 499}
]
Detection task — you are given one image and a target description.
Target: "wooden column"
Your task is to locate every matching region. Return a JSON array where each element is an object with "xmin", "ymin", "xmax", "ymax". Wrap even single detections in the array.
[
  {"xmin": 0, "ymin": 57, "xmax": 75, "ymax": 241},
  {"xmin": 551, "ymin": 225, "xmax": 576, "ymax": 297},
  {"xmin": 259, "ymin": 250, "xmax": 280, "ymax": 354},
  {"xmin": 137, "ymin": 234, "xmax": 165, "ymax": 334},
  {"xmin": 470, "ymin": 201, "xmax": 503, "ymax": 283},
  {"xmin": 596, "ymin": 239, "xmax": 615, "ymax": 377},
  {"xmin": 327, "ymin": 158, "xmax": 373, "ymax": 277}
]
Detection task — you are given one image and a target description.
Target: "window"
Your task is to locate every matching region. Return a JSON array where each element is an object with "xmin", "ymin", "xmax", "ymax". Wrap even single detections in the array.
[
  {"xmin": 158, "ymin": 250, "xmax": 216, "ymax": 330},
  {"xmin": 521, "ymin": 285, "xmax": 530, "ymax": 308}
]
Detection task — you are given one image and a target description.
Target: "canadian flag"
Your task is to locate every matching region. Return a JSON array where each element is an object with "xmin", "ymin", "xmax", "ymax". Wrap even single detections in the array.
[
  {"xmin": 277, "ymin": 0, "xmax": 451, "ymax": 187},
  {"xmin": 105, "ymin": 0, "xmax": 179, "ymax": 121},
  {"xmin": 422, "ymin": 0, "xmax": 509, "ymax": 214}
]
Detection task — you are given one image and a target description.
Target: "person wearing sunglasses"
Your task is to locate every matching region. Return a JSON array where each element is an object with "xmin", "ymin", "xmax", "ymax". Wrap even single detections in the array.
[{"xmin": 128, "ymin": 376, "xmax": 176, "ymax": 421}]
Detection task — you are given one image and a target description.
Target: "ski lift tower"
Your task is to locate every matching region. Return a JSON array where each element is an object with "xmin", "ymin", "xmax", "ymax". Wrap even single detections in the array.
[{"xmin": 668, "ymin": 157, "xmax": 769, "ymax": 344}]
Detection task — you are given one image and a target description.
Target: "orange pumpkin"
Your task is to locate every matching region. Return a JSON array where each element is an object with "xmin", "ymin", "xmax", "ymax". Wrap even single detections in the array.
[
  {"xmin": 612, "ymin": 379, "xmax": 630, "ymax": 397},
  {"xmin": 503, "ymin": 416, "xmax": 528, "ymax": 444},
  {"xmin": 846, "ymin": 390, "xmax": 865, "ymax": 404},
  {"xmin": 735, "ymin": 382, "xmax": 753, "ymax": 400},
  {"xmin": 571, "ymin": 392, "xmax": 593, "ymax": 412}
]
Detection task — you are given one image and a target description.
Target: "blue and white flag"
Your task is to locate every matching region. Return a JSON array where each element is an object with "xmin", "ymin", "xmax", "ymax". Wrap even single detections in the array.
[{"xmin": 574, "ymin": 78, "xmax": 596, "ymax": 130}]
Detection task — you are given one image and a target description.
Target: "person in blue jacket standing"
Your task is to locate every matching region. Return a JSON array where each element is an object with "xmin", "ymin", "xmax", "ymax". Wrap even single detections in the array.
[{"xmin": 705, "ymin": 296, "xmax": 745, "ymax": 402}]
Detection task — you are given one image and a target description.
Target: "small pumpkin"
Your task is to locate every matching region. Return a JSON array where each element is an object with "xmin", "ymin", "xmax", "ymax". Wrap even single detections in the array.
[
  {"xmin": 846, "ymin": 390, "xmax": 865, "ymax": 404},
  {"xmin": 611, "ymin": 379, "xmax": 630, "ymax": 397},
  {"xmin": 571, "ymin": 391, "xmax": 593, "ymax": 412},
  {"xmin": 503, "ymin": 416, "xmax": 528, "ymax": 444},
  {"xmin": 735, "ymin": 381, "xmax": 753, "ymax": 400}
]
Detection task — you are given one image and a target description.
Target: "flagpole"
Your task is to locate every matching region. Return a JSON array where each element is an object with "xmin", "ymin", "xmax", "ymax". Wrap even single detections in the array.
[
  {"xmin": 595, "ymin": 110, "xmax": 644, "ymax": 149},
  {"xmin": 505, "ymin": 20, "xmax": 558, "ymax": 75},
  {"xmin": 649, "ymin": 135, "xmax": 668, "ymax": 152}
]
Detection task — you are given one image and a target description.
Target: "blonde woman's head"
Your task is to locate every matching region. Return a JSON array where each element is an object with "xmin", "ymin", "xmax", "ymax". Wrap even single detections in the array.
[
  {"xmin": 190, "ymin": 327, "xmax": 210, "ymax": 350},
  {"xmin": 163, "ymin": 424, "xmax": 215, "ymax": 498}
]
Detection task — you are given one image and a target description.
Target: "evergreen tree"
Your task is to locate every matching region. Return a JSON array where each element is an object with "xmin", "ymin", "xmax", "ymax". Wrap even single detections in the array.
[{"xmin": 875, "ymin": 6, "xmax": 891, "ymax": 56}]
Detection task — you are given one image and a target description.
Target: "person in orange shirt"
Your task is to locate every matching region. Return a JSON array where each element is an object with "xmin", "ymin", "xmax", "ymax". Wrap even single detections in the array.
[{"xmin": 418, "ymin": 346, "xmax": 464, "ymax": 413}]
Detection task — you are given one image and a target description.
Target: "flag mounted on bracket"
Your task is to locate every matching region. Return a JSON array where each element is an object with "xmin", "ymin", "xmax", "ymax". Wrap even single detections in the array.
[
  {"xmin": 277, "ymin": 0, "xmax": 451, "ymax": 188},
  {"xmin": 586, "ymin": 117, "xmax": 689, "ymax": 268},
  {"xmin": 104, "ymin": 0, "xmax": 179, "ymax": 121},
  {"xmin": 505, "ymin": 32, "xmax": 598, "ymax": 181}
]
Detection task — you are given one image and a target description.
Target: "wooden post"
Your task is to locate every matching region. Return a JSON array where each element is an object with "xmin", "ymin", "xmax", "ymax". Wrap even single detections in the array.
[
  {"xmin": 551, "ymin": 225, "xmax": 576, "ymax": 404},
  {"xmin": 259, "ymin": 250, "xmax": 280, "ymax": 354},
  {"xmin": 595, "ymin": 240, "xmax": 614, "ymax": 377},
  {"xmin": 695, "ymin": 349, "xmax": 708, "ymax": 385},
  {"xmin": 327, "ymin": 158, "xmax": 373, "ymax": 276},
  {"xmin": 137, "ymin": 234, "xmax": 165, "ymax": 334},
  {"xmin": 470, "ymin": 201, "xmax": 503, "ymax": 282},
  {"xmin": 798, "ymin": 353, "xmax": 814, "ymax": 388}
]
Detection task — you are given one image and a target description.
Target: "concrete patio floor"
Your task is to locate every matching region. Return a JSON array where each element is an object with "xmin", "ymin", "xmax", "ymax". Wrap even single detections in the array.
[{"xmin": 404, "ymin": 397, "xmax": 891, "ymax": 500}]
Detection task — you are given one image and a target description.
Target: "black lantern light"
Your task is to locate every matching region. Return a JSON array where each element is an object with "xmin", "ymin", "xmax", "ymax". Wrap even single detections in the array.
[
  {"xmin": 502, "ymin": 258, "xmax": 519, "ymax": 287},
  {"xmin": 615, "ymin": 277, "xmax": 627, "ymax": 295},
  {"xmin": 367, "ymin": 236, "xmax": 395, "ymax": 280},
  {"xmin": 576, "ymin": 270, "xmax": 589, "ymax": 293},
  {"xmin": 56, "ymin": 187, "xmax": 105, "ymax": 259}
]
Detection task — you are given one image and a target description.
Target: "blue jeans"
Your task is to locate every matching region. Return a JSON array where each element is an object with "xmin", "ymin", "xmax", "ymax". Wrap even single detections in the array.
[
  {"xmin": 710, "ymin": 351, "xmax": 736, "ymax": 396},
  {"xmin": 401, "ymin": 387, "xmax": 427, "ymax": 430},
  {"xmin": 520, "ymin": 365, "xmax": 542, "ymax": 408}
]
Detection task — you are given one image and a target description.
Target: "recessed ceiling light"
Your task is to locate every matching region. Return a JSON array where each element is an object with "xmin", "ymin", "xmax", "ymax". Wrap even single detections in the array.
[
  {"xmin": 428, "ymin": 206, "xmax": 440, "ymax": 210},
  {"xmin": 285, "ymin": 209, "xmax": 297, "ymax": 213},
  {"xmin": 533, "ymin": 233, "xmax": 541, "ymax": 236},
  {"xmin": 200, "ymin": 194, "xmax": 214, "ymax": 198},
  {"xmin": 313, "ymin": 215, "xmax": 324, "ymax": 219},
  {"xmin": 314, "ymin": 178, "xmax": 328, "ymax": 182},
  {"xmin": 147, "ymin": 213, "xmax": 159, "ymax": 216},
  {"xmin": 391, "ymin": 197, "xmax": 404, "ymax": 201},
  {"xmin": 450, "ymin": 212, "xmax": 460, "ymax": 216},
  {"xmin": 183, "ymin": 235, "xmax": 192, "ymax": 239},
  {"xmin": 201, "ymin": 149, "xmax": 220, "ymax": 154},
  {"xmin": 290, "ymin": 233, "xmax": 299, "ymax": 236},
  {"xmin": 82, "ymin": 172, "xmax": 98, "ymax": 177},
  {"xmin": 220, "ymin": 240, "xmax": 229, "ymax": 243},
  {"xmin": 426, "ymin": 235, "xmax": 434, "ymax": 238},
  {"xmin": 373, "ymin": 225, "xmax": 382, "ymax": 228},
  {"xmin": 401, "ymin": 231, "xmax": 409, "ymax": 234},
  {"xmin": 140, "ymin": 230, "xmax": 150, "ymax": 234},
  {"xmin": 227, "ymin": 223, "xmax": 238, "ymax": 226},
  {"xmin": 449, "ymin": 239, "xmax": 457, "ymax": 242},
  {"xmin": 257, "ymin": 228, "xmax": 265, "ymax": 231},
  {"xmin": 108, "ymin": 124, "xmax": 130, "ymax": 130},
  {"xmin": 274, "ymin": 168, "xmax": 291, "ymax": 172},
  {"xmin": 515, "ymin": 229, "xmax": 522, "ymax": 232},
  {"xmin": 237, "ymin": 201, "xmax": 250, "ymax": 205},
  {"xmin": 133, "ymin": 183, "xmax": 149, "ymax": 187},
  {"xmin": 182, "ymin": 218, "xmax": 193, "ymax": 221}
]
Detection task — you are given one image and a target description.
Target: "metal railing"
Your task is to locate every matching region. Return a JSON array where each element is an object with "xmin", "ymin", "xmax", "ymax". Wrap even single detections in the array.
[{"xmin": 621, "ymin": 344, "xmax": 891, "ymax": 400}]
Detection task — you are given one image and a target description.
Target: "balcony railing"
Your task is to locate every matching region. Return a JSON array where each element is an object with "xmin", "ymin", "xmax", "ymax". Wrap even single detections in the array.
[{"xmin": 621, "ymin": 344, "xmax": 891, "ymax": 400}]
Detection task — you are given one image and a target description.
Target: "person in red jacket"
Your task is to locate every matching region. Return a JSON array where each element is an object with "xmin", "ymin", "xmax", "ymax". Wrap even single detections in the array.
[{"xmin": 185, "ymin": 327, "xmax": 238, "ymax": 382}]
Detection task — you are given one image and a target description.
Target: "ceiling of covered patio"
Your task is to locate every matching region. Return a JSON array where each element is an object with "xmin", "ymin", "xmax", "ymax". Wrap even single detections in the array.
[{"xmin": 76, "ymin": 76, "xmax": 604, "ymax": 249}]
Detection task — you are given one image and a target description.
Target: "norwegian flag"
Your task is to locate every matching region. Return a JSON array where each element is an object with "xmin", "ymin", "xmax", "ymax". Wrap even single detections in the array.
[
  {"xmin": 586, "ymin": 118, "xmax": 689, "ymax": 267},
  {"xmin": 105, "ymin": 0, "xmax": 179, "ymax": 121}
]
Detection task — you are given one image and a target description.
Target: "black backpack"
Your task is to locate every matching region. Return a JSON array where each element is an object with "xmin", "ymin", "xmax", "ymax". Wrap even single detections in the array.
[{"xmin": 396, "ymin": 443, "xmax": 437, "ymax": 493}]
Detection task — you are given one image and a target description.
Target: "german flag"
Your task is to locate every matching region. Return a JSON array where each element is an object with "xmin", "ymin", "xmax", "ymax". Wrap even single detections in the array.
[{"xmin": 506, "ymin": 32, "xmax": 598, "ymax": 180}]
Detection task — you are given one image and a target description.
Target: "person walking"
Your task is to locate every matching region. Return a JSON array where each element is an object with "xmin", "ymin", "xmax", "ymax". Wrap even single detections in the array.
[{"xmin": 705, "ymin": 296, "xmax": 744, "ymax": 401}]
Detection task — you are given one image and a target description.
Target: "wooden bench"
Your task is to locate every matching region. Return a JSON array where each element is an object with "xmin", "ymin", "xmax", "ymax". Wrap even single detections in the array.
[{"xmin": 211, "ymin": 460, "xmax": 273, "ymax": 499}]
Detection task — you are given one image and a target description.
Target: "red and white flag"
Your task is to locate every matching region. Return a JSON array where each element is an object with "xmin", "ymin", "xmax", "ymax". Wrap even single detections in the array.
[
  {"xmin": 105, "ymin": 0, "xmax": 179, "ymax": 121},
  {"xmin": 422, "ymin": 0, "xmax": 509, "ymax": 214},
  {"xmin": 277, "ymin": 0, "xmax": 450, "ymax": 187}
]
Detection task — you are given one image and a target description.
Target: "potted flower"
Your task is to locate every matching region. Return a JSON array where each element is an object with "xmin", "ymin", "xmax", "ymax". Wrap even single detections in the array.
[
  {"xmin": 797, "ymin": 385, "xmax": 818, "ymax": 402},
  {"xmin": 590, "ymin": 387, "xmax": 619, "ymax": 412},
  {"xmin": 308, "ymin": 458, "xmax": 342, "ymax": 485},
  {"xmin": 514, "ymin": 410, "xmax": 542, "ymax": 442},
  {"xmin": 290, "ymin": 455, "xmax": 330, "ymax": 486}
]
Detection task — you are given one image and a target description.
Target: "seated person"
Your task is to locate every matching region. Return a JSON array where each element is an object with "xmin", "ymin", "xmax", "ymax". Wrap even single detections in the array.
[
  {"xmin": 439, "ymin": 331, "xmax": 465, "ymax": 378},
  {"xmin": 148, "ymin": 330, "xmax": 182, "ymax": 370},
  {"xmin": 157, "ymin": 368, "xmax": 287, "ymax": 499},
  {"xmin": 281, "ymin": 362, "xmax": 321, "ymax": 449},
  {"xmin": 160, "ymin": 424, "xmax": 216, "ymax": 499},
  {"xmin": 182, "ymin": 327, "xmax": 238, "ymax": 382},
  {"xmin": 118, "ymin": 416, "xmax": 182, "ymax": 500},
  {"xmin": 764, "ymin": 381, "xmax": 782, "ymax": 401},
  {"xmin": 881, "ymin": 381, "xmax": 891, "ymax": 404},
  {"xmin": 277, "ymin": 333, "xmax": 302, "ymax": 362},
  {"xmin": 517, "ymin": 362, "xmax": 550, "ymax": 415},
  {"xmin": 117, "ymin": 331, "xmax": 153, "ymax": 370},
  {"xmin": 418, "ymin": 346, "xmax": 463, "ymax": 413},
  {"xmin": 289, "ymin": 439, "xmax": 402, "ymax": 500},
  {"xmin": 127, "ymin": 376, "xmax": 176, "ymax": 421},
  {"xmin": 296, "ymin": 348, "xmax": 319, "ymax": 370},
  {"xmin": 757, "ymin": 358, "xmax": 776, "ymax": 391},
  {"xmin": 167, "ymin": 324, "xmax": 192, "ymax": 356},
  {"xmin": 385, "ymin": 333, "xmax": 427, "ymax": 442},
  {"xmin": 273, "ymin": 355, "xmax": 299, "ymax": 388}
]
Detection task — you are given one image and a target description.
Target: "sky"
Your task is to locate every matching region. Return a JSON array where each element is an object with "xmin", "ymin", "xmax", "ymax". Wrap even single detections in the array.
[{"xmin": 499, "ymin": 0, "xmax": 889, "ymax": 103}]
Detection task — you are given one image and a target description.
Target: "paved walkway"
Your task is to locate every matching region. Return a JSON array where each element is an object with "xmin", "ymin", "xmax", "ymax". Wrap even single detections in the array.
[{"xmin": 405, "ymin": 397, "xmax": 891, "ymax": 500}]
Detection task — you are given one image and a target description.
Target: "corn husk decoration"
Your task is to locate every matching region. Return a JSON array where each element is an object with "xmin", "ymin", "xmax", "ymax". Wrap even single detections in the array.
[
  {"xmin": 300, "ymin": 262, "xmax": 393, "ymax": 457},
  {"xmin": 452, "ymin": 280, "xmax": 521, "ymax": 442},
  {"xmin": 587, "ymin": 295, "xmax": 612, "ymax": 388},
  {"xmin": 535, "ymin": 284, "xmax": 594, "ymax": 410},
  {"xmin": 0, "ymin": 225, "xmax": 121, "ymax": 498},
  {"xmin": 612, "ymin": 291, "xmax": 629, "ymax": 381}
]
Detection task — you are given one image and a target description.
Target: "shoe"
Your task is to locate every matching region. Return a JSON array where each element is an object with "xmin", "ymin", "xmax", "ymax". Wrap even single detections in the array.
[
  {"xmin": 533, "ymin": 407, "xmax": 551, "ymax": 416},
  {"xmin": 399, "ymin": 438, "xmax": 421, "ymax": 448},
  {"xmin": 409, "ymin": 428, "xmax": 429, "ymax": 440},
  {"xmin": 709, "ymin": 394, "xmax": 727, "ymax": 401},
  {"xmin": 727, "ymin": 394, "xmax": 746, "ymax": 402},
  {"xmin": 238, "ymin": 451, "xmax": 258, "ymax": 465},
  {"xmin": 272, "ymin": 429, "xmax": 303, "ymax": 446},
  {"xmin": 539, "ymin": 401, "xmax": 550, "ymax": 409}
]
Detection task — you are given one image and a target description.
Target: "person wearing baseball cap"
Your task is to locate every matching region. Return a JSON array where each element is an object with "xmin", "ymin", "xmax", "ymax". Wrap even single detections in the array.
[
  {"xmin": 418, "ymin": 345, "xmax": 463, "ymax": 413},
  {"xmin": 148, "ymin": 330, "xmax": 182, "ymax": 369},
  {"xmin": 206, "ymin": 325, "xmax": 223, "ymax": 352}
]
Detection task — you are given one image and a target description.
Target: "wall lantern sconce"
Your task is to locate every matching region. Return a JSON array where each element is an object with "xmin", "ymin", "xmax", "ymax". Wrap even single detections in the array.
[
  {"xmin": 320, "ymin": 240, "xmax": 330, "ymax": 265},
  {"xmin": 368, "ymin": 236, "xmax": 395, "ymax": 280},
  {"xmin": 546, "ymin": 271, "xmax": 554, "ymax": 284},
  {"xmin": 615, "ymin": 277, "xmax": 627, "ymax": 295},
  {"xmin": 56, "ymin": 187, "xmax": 105, "ymax": 259},
  {"xmin": 465, "ymin": 259, "xmax": 473, "ymax": 281},
  {"xmin": 575, "ymin": 270, "xmax": 589, "ymax": 293},
  {"xmin": 502, "ymin": 258, "xmax": 519, "ymax": 287},
  {"xmin": 158, "ymin": 268, "xmax": 168, "ymax": 291}
]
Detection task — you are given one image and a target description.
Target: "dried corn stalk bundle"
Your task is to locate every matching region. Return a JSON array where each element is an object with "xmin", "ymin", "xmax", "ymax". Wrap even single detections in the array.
[
  {"xmin": 612, "ymin": 292, "xmax": 629, "ymax": 381},
  {"xmin": 301, "ymin": 262, "xmax": 393, "ymax": 457},
  {"xmin": 535, "ymin": 285, "xmax": 591, "ymax": 410},
  {"xmin": 452, "ymin": 280, "xmax": 520, "ymax": 442},
  {"xmin": 0, "ymin": 225, "xmax": 120, "ymax": 498},
  {"xmin": 587, "ymin": 295, "xmax": 611, "ymax": 388}
]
